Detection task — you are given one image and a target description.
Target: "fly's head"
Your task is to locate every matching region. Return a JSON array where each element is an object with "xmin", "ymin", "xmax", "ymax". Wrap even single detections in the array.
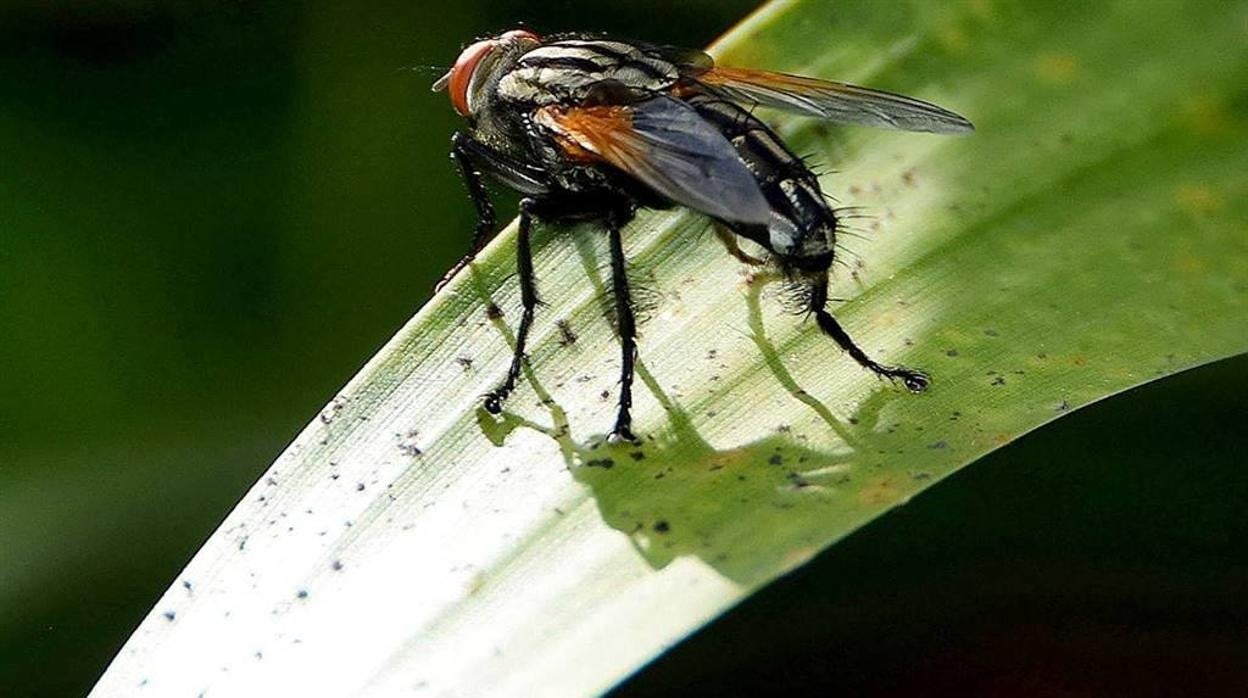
[{"xmin": 433, "ymin": 29, "xmax": 542, "ymax": 121}]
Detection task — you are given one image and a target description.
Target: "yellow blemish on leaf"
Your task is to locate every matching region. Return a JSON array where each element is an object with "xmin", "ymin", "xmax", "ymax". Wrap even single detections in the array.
[
  {"xmin": 858, "ymin": 476, "xmax": 903, "ymax": 506},
  {"xmin": 1175, "ymin": 255, "xmax": 1207, "ymax": 275},
  {"xmin": 1181, "ymin": 96, "xmax": 1231, "ymax": 136},
  {"xmin": 966, "ymin": 0, "xmax": 996, "ymax": 20},
  {"xmin": 1035, "ymin": 53, "xmax": 1078, "ymax": 84},
  {"xmin": 1175, "ymin": 185, "xmax": 1224, "ymax": 215},
  {"xmin": 938, "ymin": 24, "xmax": 970, "ymax": 53},
  {"xmin": 779, "ymin": 546, "xmax": 818, "ymax": 570}
]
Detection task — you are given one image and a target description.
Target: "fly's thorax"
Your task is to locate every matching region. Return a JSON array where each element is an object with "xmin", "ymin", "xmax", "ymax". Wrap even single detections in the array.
[{"xmin": 496, "ymin": 39, "xmax": 678, "ymax": 107}]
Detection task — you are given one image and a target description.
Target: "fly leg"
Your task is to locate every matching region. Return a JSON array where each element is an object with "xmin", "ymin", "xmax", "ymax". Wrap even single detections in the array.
[
  {"xmin": 483, "ymin": 199, "xmax": 540, "ymax": 414},
  {"xmin": 607, "ymin": 210, "xmax": 639, "ymax": 443},
  {"xmin": 808, "ymin": 274, "xmax": 929, "ymax": 392},
  {"xmin": 437, "ymin": 133, "xmax": 497, "ymax": 292},
  {"xmin": 713, "ymin": 225, "xmax": 768, "ymax": 266},
  {"xmin": 438, "ymin": 133, "xmax": 550, "ymax": 292}
]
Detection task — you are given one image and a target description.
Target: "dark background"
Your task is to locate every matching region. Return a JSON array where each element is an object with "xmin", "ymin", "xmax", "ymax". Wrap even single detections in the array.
[{"xmin": 0, "ymin": 1, "xmax": 1243, "ymax": 696}]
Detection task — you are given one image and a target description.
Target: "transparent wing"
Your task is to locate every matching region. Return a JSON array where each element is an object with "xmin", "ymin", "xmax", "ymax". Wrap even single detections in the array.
[
  {"xmin": 534, "ymin": 96, "xmax": 772, "ymax": 225},
  {"xmin": 698, "ymin": 66, "xmax": 974, "ymax": 135}
]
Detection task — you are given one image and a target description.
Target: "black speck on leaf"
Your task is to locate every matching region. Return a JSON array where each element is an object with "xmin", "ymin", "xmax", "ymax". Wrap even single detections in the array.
[{"xmin": 653, "ymin": 520, "xmax": 670, "ymax": 533}]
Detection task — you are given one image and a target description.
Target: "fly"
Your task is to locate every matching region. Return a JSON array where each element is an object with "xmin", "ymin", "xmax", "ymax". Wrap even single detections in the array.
[{"xmin": 432, "ymin": 29, "xmax": 973, "ymax": 443}]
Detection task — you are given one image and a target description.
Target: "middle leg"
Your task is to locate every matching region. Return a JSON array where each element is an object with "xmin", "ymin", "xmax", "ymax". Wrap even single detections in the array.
[
  {"xmin": 483, "ymin": 199, "xmax": 540, "ymax": 414},
  {"xmin": 607, "ymin": 212, "xmax": 639, "ymax": 443}
]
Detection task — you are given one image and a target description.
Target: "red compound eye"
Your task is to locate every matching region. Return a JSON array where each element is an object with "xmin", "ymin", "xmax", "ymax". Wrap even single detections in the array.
[
  {"xmin": 443, "ymin": 31, "xmax": 542, "ymax": 117},
  {"xmin": 447, "ymin": 39, "xmax": 494, "ymax": 117}
]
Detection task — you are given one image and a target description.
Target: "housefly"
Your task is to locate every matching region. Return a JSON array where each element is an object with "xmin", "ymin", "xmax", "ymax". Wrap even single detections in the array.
[{"xmin": 432, "ymin": 29, "xmax": 973, "ymax": 443}]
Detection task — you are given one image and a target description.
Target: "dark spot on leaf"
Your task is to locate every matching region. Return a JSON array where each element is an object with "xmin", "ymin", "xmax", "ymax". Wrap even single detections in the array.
[
  {"xmin": 928, "ymin": 441, "xmax": 948, "ymax": 450},
  {"xmin": 768, "ymin": 454, "xmax": 783, "ymax": 465},
  {"xmin": 653, "ymin": 520, "xmax": 670, "ymax": 533},
  {"xmin": 296, "ymin": 590, "xmax": 308, "ymax": 599},
  {"xmin": 163, "ymin": 611, "xmax": 176, "ymax": 622},
  {"xmin": 984, "ymin": 328, "xmax": 999, "ymax": 337},
  {"xmin": 356, "ymin": 483, "xmax": 366, "ymax": 492},
  {"xmin": 991, "ymin": 376, "xmax": 1006, "ymax": 386},
  {"xmin": 630, "ymin": 451, "xmax": 645, "ymax": 461},
  {"xmin": 485, "ymin": 303, "xmax": 503, "ymax": 320},
  {"xmin": 331, "ymin": 560, "xmax": 344, "ymax": 572},
  {"xmin": 557, "ymin": 319, "xmax": 578, "ymax": 347},
  {"xmin": 398, "ymin": 442, "xmax": 422, "ymax": 457},
  {"xmin": 456, "ymin": 357, "xmax": 473, "ymax": 371},
  {"xmin": 586, "ymin": 458, "xmax": 614, "ymax": 469},
  {"xmin": 946, "ymin": 348, "xmax": 960, "ymax": 357}
]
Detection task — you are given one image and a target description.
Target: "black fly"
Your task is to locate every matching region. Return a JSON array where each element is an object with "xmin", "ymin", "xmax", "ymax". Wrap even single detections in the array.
[{"xmin": 432, "ymin": 29, "xmax": 973, "ymax": 443}]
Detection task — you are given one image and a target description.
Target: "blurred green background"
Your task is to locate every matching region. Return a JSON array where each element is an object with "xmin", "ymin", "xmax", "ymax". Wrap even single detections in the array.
[{"xmin": 0, "ymin": 1, "xmax": 1243, "ymax": 696}]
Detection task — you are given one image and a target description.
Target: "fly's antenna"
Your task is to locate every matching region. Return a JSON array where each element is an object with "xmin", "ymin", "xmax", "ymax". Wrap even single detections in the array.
[
  {"xmin": 398, "ymin": 64, "xmax": 453, "ymax": 92},
  {"xmin": 397, "ymin": 64, "xmax": 449, "ymax": 76}
]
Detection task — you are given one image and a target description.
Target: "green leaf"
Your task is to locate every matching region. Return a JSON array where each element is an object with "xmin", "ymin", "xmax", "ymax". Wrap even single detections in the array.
[{"xmin": 92, "ymin": 1, "xmax": 1247, "ymax": 696}]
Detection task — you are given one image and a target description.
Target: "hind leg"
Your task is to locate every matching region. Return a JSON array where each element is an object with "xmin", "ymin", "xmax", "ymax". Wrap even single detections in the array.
[{"xmin": 806, "ymin": 273, "xmax": 929, "ymax": 392}]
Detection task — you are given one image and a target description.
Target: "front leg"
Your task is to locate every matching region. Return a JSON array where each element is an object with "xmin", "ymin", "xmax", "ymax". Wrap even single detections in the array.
[
  {"xmin": 436, "ymin": 133, "xmax": 497, "ymax": 292},
  {"xmin": 436, "ymin": 133, "xmax": 551, "ymax": 292},
  {"xmin": 483, "ymin": 199, "xmax": 541, "ymax": 414}
]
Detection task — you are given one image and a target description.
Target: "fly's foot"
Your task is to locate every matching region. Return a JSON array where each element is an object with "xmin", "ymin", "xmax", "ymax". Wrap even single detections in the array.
[
  {"xmin": 881, "ymin": 367, "xmax": 930, "ymax": 393},
  {"xmin": 483, "ymin": 392, "xmax": 506, "ymax": 415},
  {"xmin": 608, "ymin": 423, "xmax": 638, "ymax": 445}
]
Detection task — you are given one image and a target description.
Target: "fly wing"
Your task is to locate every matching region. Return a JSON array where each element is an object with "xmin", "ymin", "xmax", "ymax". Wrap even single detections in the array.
[
  {"xmin": 698, "ymin": 66, "xmax": 974, "ymax": 135},
  {"xmin": 534, "ymin": 96, "xmax": 771, "ymax": 225}
]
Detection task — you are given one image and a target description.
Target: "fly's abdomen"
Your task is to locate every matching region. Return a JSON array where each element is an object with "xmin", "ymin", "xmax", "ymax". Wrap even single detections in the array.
[{"xmin": 685, "ymin": 93, "xmax": 836, "ymax": 272}]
